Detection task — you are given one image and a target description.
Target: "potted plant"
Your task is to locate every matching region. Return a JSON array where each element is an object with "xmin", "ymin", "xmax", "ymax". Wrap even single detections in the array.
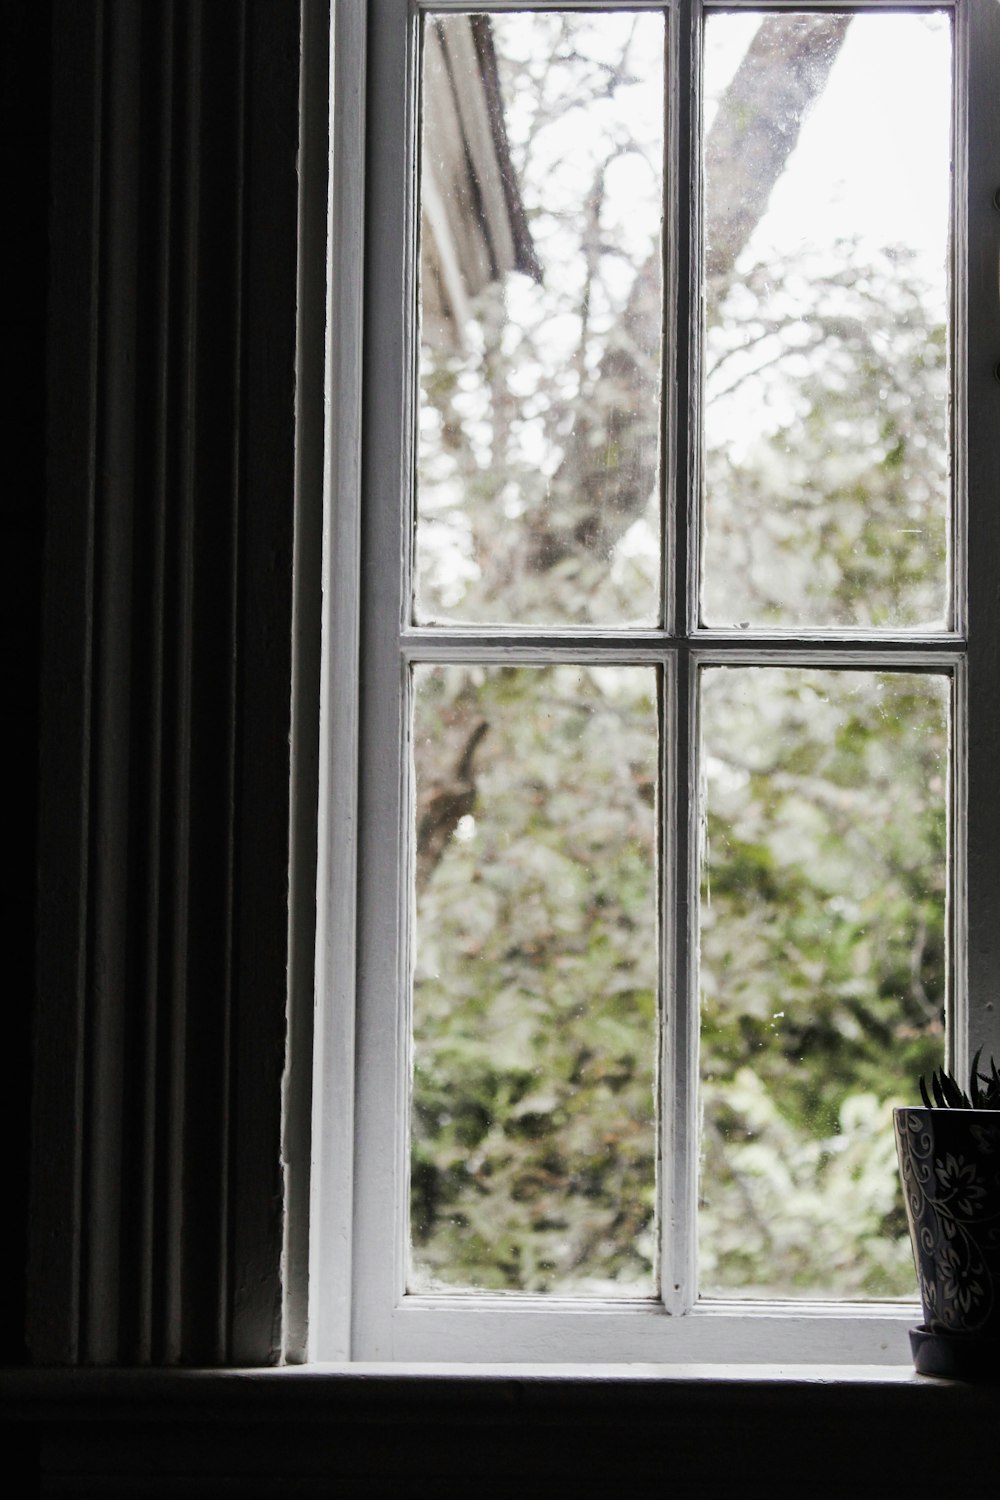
[{"xmin": 894, "ymin": 1051, "xmax": 1000, "ymax": 1379}]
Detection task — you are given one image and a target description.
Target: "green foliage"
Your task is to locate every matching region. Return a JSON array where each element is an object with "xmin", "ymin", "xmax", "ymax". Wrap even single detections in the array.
[
  {"xmin": 699, "ymin": 1080, "xmax": 914, "ymax": 1298},
  {"xmin": 411, "ymin": 665, "xmax": 658, "ymax": 1293},
  {"xmin": 410, "ymin": 15, "xmax": 950, "ymax": 1301},
  {"xmin": 698, "ymin": 669, "xmax": 945, "ymax": 1296}
]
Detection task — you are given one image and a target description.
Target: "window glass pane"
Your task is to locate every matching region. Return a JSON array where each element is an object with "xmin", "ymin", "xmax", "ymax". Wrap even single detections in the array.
[
  {"xmin": 415, "ymin": 12, "xmax": 665, "ymax": 627},
  {"xmin": 410, "ymin": 663, "xmax": 659, "ymax": 1294},
  {"xmin": 698, "ymin": 667, "xmax": 948, "ymax": 1299},
  {"xmin": 701, "ymin": 12, "xmax": 951, "ymax": 630}
]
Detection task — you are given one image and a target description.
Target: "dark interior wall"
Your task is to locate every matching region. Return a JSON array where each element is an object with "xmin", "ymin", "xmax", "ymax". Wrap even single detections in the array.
[
  {"xmin": 25, "ymin": 0, "xmax": 308, "ymax": 1369},
  {"xmin": 2, "ymin": 0, "xmax": 51, "ymax": 1369},
  {"xmin": 4, "ymin": 1365, "xmax": 1000, "ymax": 1498}
]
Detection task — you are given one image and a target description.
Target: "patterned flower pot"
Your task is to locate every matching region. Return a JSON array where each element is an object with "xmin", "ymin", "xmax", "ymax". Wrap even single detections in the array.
[{"xmin": 894, "ymin": 1106, "xmax": 1000, "ymax": 1379}]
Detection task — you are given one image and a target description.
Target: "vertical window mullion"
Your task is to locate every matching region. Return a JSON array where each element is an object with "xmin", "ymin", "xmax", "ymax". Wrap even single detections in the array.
[
  {"xmin": 310, "ymin": 0, "xmax": 369, "ymax": 1364},
  {"xmin": 946, "ymin": 0, "xmax": 968, "ymax": 1081},
  {"xmin": 964, "ymin": 0, "xmax": 1000, "ymax": 1070},
  {"xmin": 660, "ymin": 0, "xmax": 699, "ymax": 1313},
  {"xmin": 676, "ymin": 0, "xmax": 698, "ymax": 643},
  {"xmin": 349, "ymin": 0, "xmax": 418, "ymax": 1360},
  {"xmin": 949, "ymin": 659, "xmax": 968, "ymax": 1080},
  {"xmin": 661, "ymin": 648, "xmax": 700, "ymax": 1313}
]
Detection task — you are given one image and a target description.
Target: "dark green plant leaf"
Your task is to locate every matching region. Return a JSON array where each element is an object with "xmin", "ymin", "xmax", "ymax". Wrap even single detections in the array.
[{"xmin": 918, "ymin": 1052, "xmax": 1000, "ymax": 1110}]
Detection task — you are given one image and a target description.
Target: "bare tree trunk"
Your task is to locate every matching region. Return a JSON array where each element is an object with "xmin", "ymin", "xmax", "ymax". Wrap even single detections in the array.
[
  {"xmin": 705, "ymin": 15, "xmax": 851, "ymax": 291},
  {"xmin": 531, "ymin": 14, "xmax": 852, "ymax": 574},
  {"xmin": 418, "ymin": 16, "xmax": 853, "ymax": 882}
]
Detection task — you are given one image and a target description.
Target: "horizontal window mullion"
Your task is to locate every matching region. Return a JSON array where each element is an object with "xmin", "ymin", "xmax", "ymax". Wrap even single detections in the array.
[
  {"xmin": 402, "ymin": 633, "xmax": 676, "ymax": 664},
  {"xmin": 690, "ymin": 640, "xmax": 964, "ymax": 668},
  {"xmin": 402, "ymin": 631, "xmax": 965, "ymax": 666},
  {"xmin": 414, "ymin": 0, "xmax": 669, "ymax": 13},
  {"xmin": 414, "ymin": 0, "xmax": 952, "ymax": 12},
  {"xmin": 700, "ymin": 0, "xmax": 953, "ymax": 10}
]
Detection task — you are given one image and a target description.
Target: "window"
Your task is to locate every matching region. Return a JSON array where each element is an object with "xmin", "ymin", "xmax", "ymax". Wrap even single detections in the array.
[{"xmin": 311, "ymin": 0, "xmax": 1000, "ymax": 1364}]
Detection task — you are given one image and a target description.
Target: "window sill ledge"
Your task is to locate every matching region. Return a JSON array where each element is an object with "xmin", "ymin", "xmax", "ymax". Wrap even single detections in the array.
[
  {"xmin": 4, "ymin": 1365, "xmax": 996, "ymax": 1496},
  {"xmin": 1, "ymin": 1358, "xmax": 993, "ymax": 1407}
]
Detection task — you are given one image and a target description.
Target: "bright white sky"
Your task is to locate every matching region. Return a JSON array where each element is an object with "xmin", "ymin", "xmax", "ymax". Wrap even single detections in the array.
[
  {"xmin": 418, "ymin": 10, "xmax": 954, "ymax": 609},
  {"xmin": 706, "ymin": 10, "xmax": 952, "ymax": 280}
]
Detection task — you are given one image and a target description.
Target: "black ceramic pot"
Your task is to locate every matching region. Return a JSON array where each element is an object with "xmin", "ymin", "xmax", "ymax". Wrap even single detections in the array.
[{"xmin": 894, "ymin": 1106, "xmax": 1000, "ymax": 1379}]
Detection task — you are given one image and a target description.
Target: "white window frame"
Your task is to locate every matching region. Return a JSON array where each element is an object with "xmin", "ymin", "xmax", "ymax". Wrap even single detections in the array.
[{"xmin": 310, "ymin": 0, "xmax": 1000, "ymax": 1365}]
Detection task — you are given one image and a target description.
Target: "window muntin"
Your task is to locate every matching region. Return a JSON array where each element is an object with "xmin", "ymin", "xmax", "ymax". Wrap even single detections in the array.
[{"xmin": 314, "ymin": 0, "xmax": 1000, "ymax": 1365}]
